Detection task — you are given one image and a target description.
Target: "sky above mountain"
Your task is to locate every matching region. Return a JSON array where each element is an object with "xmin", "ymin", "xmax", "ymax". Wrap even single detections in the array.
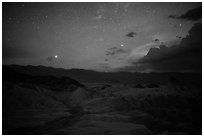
[{"xmin": 2, "ymin": 2, "xmax": 202, "ymax": 72}]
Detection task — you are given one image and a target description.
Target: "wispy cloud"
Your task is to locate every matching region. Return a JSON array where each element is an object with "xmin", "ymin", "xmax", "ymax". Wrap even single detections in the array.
[
  {"xmin": 106, "ymin": 47, "xmax": 129, "ymax": 57},
  {"xmin": 117, "ymin": 23, "xmax": 202, "ymax": 73},
  {"xmin": 126, "ymin": 32, "xmax": 137, "ymax": 38},
  {"xmin": 93, "ymin": 14, "xmax": 103, "ymax": 20},
  {"xmin": 93, "ymin": 7, "xmax": 105, "ymax": 20},
  {"xmin": 168, "ymin": 6, "xmax": 202, "ymax": 21}
]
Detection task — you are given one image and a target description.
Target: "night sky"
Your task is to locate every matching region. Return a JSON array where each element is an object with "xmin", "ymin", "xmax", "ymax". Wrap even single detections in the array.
[{"xmin": 2, "ymin": 2, "xmax": 202, "ymax": 72}]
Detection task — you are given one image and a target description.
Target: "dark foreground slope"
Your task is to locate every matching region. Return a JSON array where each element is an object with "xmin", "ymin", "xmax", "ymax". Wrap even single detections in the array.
[
  {"xmin": 2, "ymin": 65, "xmax": 202, "ymax": 135},
  {"xmin": 2, "ymin": 66, "xmax": 85, "ymax": 134}
]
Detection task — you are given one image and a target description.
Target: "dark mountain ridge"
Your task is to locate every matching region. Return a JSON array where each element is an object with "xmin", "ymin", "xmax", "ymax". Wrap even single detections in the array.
[
  {"xmin": 3, "ymin": 64, "xmax": 201, "ymax": 85},
  {"xmin": 3, "ymin": 66, "xmax": 84, "ymax": 91}
]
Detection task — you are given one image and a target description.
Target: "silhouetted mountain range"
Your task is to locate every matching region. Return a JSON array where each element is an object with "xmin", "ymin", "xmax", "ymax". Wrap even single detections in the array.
[
  {"xmin": 3, "ymin": 65, "xmax": 84, "ymax": 91},
  {"xmin": 3, "ymin": 65, "xmax": 201, "ymax": 85}
]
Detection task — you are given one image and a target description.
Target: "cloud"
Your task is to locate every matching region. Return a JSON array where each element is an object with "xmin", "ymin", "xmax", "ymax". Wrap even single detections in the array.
[
  {"xmin": 128, "ymin": 42, "xmax": 156, "ymax": 60},
  {"xmin": 93, "ymin": 14, "xmax": 103, "ymax": 20},
  {"xmin": 106, "ymin": 47, "xmax": 128, "ymax": 56},
  {"xmin": 46, "ymin": 56, "xmax": 54, "ymax": 62},
  {"xmin": 168, "ymin": 15, "xmax": 178, "ymax": 19},
  {"xmin": 168, "ymin": 6, "xmax": 202, "ymax": 21},
  {"xmin": 118, "ymin": 23, "xmax": 202, "ymax": 73},
  {"xmin": 178, "ymin": 6, "xmax": 202, "ymax": 21},
  {"xmin": 126, "ymin": 32, "xmax": 137, "ymax": 38},
  {"xmin": 176, "ymin": 35, "xmax": 183, "ymax": 39},
  {"xmin": 93, "ymin": 7, "xmax": 105, "ymax": 20},
  {"xmin": 46, "ymin": 55, "xmax": 59, "ymax": 62}
]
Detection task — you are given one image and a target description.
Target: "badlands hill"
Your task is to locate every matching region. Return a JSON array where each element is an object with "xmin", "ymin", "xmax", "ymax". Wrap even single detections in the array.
[{"xmin": 2, "ymin": 65, "xmax": 202, "ymax": 135}]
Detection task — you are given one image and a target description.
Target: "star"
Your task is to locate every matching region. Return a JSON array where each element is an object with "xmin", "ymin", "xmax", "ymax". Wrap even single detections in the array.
[{"xmin": 54, "ymin": 55, "xmax": 58, "ymax": 58}]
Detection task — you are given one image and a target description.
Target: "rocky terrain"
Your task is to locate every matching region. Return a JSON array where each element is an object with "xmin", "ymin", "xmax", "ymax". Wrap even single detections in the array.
[{"xmin": 2, "ymin": 66, "xmax": 202, "ymax": 135}]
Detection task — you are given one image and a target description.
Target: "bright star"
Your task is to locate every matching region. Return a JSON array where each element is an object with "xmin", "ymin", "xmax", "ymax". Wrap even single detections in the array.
[{"xmin": 54, "ymin": 55, "xmax": 58, "ymax": 58}]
